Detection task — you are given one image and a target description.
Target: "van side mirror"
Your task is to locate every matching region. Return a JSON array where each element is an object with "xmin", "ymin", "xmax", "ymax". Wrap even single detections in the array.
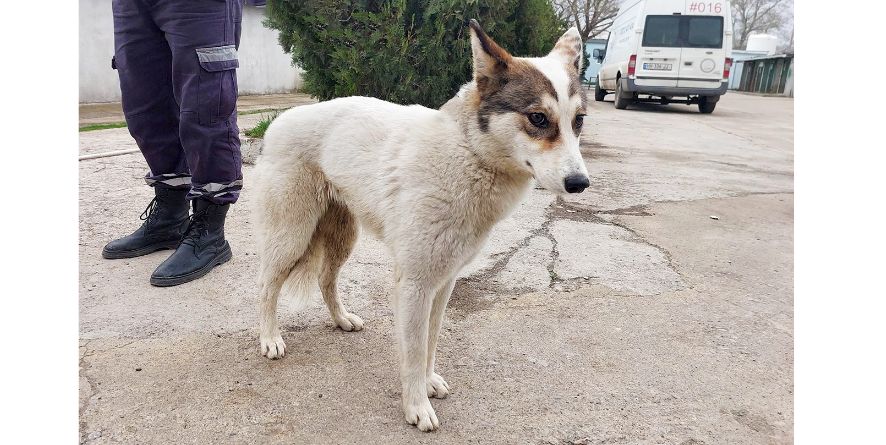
[{"xmin": 592, "ymin": 48, "xmax": 606, "ymax": 62}]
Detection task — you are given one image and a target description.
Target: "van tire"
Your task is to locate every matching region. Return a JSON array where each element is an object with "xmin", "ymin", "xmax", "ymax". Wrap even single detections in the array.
[
  {"xmin": 594, "ymin": 82, "xmax": 607, "ymax": 101},
  {"xmin": 614, "ymin": 80, "xmax": 630, "ymax": 110},
  {"xmin": 698, "ymin": 96, "xmax": 717, "ymax": 114}
]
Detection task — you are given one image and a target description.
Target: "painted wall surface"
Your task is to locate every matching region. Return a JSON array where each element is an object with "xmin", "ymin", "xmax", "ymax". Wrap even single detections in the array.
[
  {"xmin": 79, "ymin": 1, "xmax": 303, "ymax": 103},
  {"xmin": 728, "ymin": 61, "xmax": 744, "ymax": 89},
  {"xmin": 236, "ymin": 5, "xmax": 303, "ymax": 96},
  {"xmin": 583, "ymin": 39, "xmax": 607, "ymax": 84},
  {"xmin": 80, "ymin": 0, "xmax": 118, "ymax": 103}
]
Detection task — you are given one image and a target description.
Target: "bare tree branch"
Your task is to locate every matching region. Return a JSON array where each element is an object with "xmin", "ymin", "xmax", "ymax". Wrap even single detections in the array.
[
  {"xmin": 551, "ymin": 0, "xmax": 619, "ymax": 40},
  {"xmin": 730, "ymin": 0, "xmax": 790, "ymax": 49}
]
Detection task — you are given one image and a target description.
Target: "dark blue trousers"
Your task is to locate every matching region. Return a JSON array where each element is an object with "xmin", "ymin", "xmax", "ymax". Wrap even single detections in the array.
[{"xmin": 112, "ymin": 0, "xmax": 243, "ymax": 204}]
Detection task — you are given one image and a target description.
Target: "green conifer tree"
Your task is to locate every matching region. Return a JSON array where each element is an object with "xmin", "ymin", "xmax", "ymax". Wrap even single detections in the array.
[{"xmin": 265, "ymin": 0, "xmax": 565, "ymax": 108}]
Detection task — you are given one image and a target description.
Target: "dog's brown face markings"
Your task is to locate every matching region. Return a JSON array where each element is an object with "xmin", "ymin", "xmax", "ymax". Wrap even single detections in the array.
[
  {"xmin": 477, "ymin": 59, "xmax": 560, "ymax": 139},
  {"xmin": 468, "ymin": 20, "xmax": 586, "ymax": 145}
]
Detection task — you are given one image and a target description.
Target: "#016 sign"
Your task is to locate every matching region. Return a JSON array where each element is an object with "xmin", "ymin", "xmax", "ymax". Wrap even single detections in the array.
[{"xmin": 688, "ymin": 2, "xmax": 723, "ymax": 13}]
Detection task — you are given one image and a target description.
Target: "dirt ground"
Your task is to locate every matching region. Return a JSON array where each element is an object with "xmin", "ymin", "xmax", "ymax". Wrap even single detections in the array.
[{"xmin": 79, "ymin": 90, "xmax": 793, "ymax": 444}]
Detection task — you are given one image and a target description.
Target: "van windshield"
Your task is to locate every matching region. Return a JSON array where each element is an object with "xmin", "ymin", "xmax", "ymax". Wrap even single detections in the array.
[{"xmin": 642, "ymin": 15, "xmax": 724, "ymax": 49}]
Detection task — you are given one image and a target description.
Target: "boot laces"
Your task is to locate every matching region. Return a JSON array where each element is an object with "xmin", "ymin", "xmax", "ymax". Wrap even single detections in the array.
[
  {"xmin": 181, "ymin": 207, "xmax": 210, "ymax": 247},
  {"xmin": 139, "ymin": 198, "xmax": 159, "ymax": 224}
]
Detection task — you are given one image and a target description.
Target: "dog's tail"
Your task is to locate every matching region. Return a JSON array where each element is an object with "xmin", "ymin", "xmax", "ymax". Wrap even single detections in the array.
[
  {"xmin": 254, "ymin": 161, "xmax": 337, "ymax": 313},
  {"xmin": 278, "ymin": 234, "xmax": 325, "ymax": 311}
]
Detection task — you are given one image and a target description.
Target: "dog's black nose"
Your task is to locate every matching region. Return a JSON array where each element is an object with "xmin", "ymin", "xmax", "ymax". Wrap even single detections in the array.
[{"xmin": 564, "ymin": 175, "xmax": 590, "ymax": 194}]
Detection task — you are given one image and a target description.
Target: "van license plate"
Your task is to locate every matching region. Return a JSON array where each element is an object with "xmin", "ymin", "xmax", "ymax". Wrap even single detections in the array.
[{"xmin": 643, "ymin": 63, "xmax": 672, "ymax": 71}]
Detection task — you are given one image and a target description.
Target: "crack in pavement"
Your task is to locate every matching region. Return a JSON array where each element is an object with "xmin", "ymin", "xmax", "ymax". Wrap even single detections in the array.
[
  {"xmin": 454, "ymin": 191, "xmax": 793, "ymax": 312},
  {"xmin": 79, "ymin": 340, "xmax": 98, "ymax": 443},
  {"xmin": 594, "ymin": 204, "xmax": 655, "ymax": 217},
  {"xmin": 450, "ymin": 198, "xmax": 566, "ymax": 314},
  {"xmin": 548, "ymin": 199, "xmax": 690, "ymax": 290},
  {"xmin": 700, "ymin": 159, "xmax": 794, "ymax": 177},
  {"xmin": 453, "ymin": 195, "xmax": 683, "ymax": 312}
]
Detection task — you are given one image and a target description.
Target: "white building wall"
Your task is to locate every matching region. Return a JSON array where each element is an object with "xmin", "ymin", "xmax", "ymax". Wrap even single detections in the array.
[
  {"xmin": 237, "ymin": 5, "xmax": 303, "ymax": 96},
  {"xmin": 79, "ymin": 0, "xmax": 118, "ymax": 103},
  {"xmin": 79, "ymin": 0, "xmax": 303, "ymax": 103}
]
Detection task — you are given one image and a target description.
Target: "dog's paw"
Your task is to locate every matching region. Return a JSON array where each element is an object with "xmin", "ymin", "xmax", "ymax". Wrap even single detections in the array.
[
  {"xmin": 427, "ymin": 373, "xmax": 450, "ymax": 399},
  {"xmin": 260, "ymin": 334, "xmax": 286, "ymax": 359},
  {"xmin": 334, "ymin": 312, "xmax": 364, "ymax": 332},
  {"xmin": 403, "ymin": 398, "xmax": 439, "ymax": 432}
]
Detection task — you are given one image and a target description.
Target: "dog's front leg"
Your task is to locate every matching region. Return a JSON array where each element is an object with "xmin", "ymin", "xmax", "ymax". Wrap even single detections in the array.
[
  {"xmin": 395, "ymin": 277, "xmax": 439, "ymax": 431},
  {"xmin": 426, "ymin": 278, "xmax": 455, "ymax": 399}
]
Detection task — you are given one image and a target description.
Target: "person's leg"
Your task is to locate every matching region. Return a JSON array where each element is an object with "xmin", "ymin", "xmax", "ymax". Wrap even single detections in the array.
[
  {"xmin": 158, "ymin": 0, "xmax": 243, "ymax": 204},
  {"xmin": 103, "ymin": 0, "xmax": 190, "ymax": 259},
  {"xmin": 148, "ymin": 0, "xmax": 243, "ymax": 286},
  {"xmin": 112, "ymin": 0, "xmax": 190, "ymax": 187}
]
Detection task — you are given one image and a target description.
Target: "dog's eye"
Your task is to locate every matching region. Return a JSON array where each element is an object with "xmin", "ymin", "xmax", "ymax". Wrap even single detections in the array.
[
  {"xmin": 575, "ymin": 114, "xmax": 585, "ymax": 128},
  {"xmin": 527, "ymin": 113, "xmax": 548, "ymax": 128}
]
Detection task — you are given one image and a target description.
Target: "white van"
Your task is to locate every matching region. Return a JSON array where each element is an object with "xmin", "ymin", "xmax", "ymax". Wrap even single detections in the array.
[{"xmin": 594, "ymin": 0, "xmax": 733, "ymax": 113}]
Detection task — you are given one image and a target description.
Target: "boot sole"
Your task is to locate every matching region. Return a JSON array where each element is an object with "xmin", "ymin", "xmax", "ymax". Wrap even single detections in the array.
[
  {"xmin": 102, "ymin": 240, "xmax": 181, "ymax": 260},
  {"xmin": 149, "ymin": 243, "xmax": 233, "ymax": 287}
]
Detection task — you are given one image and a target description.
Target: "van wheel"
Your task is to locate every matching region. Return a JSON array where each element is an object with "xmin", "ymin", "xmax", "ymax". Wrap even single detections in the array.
[
  {"xmin": 698, "ymin": 96, "xmax": 717, "ymax": 114},
  {"xmin": 614, "ymin": 81, "xmax": 630, "ymax": 110},
  {"xmin": 594, "ymin": 82, "xmax": 606, "ymax": 102}
]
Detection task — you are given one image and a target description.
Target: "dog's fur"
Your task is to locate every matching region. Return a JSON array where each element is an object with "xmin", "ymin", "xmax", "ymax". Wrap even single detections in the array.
[{"xmin": 253, "ymin": 21, "xmax": 589, "ymax": 431}]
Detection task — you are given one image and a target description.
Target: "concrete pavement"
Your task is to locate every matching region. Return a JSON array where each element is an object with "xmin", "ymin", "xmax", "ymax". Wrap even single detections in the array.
[{"xmin": 79, "ymin": 91, "xmax": 793, "ymax": 444}]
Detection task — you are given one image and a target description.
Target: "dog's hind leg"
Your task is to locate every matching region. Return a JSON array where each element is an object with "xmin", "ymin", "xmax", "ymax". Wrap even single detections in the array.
[
  {"xmin": 426, "ymin": 278, "xmax": 455, "ymax": 399},
  {"xmin": 257, "ymin": 168, "xmax": 328, "ymax": 359},
  {"xmin": 316, "ymin": 201, "xmax": 364, "ymax": 332},
  {"xmin": 258, "ymin": 258, "xmax": 293, "ymax": 359}
]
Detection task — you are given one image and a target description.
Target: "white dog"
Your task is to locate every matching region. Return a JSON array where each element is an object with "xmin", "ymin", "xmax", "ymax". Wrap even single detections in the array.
[{"xmin": 253, "ymin": 20, "xmax": 590, "ymax": 431}]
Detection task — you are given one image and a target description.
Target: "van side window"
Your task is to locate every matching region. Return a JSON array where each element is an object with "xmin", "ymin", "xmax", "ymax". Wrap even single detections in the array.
[{"xmin": 641, "ymin": 15, "xmax": 724, "ymax": 49}]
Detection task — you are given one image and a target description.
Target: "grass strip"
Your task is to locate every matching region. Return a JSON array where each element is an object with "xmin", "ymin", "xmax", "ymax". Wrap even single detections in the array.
[
  {"xmin": 79, "ymin": 108, "xmax": 288, "ymax": 133},
  {"xmin": 79, "ymin": 122, "xmax": 128, "ymax": 132}
]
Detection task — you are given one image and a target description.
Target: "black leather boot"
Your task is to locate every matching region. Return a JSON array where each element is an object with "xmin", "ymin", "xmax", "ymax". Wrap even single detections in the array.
[
  {"xmin": 102, "ymin": 187, "xmax": 190, "ymax": 259},
  {"xmin": 149, "ymin": 199, "xmax": 233, "ymax": 287}
]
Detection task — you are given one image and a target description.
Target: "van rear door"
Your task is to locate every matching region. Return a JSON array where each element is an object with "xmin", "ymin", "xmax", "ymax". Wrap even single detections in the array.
[
  {"xmin": 676, "ymin": 2, "xmax": 728, "ymax": 89},
  {"xmin": 637, "ymin": 11, "xmax": 683, "ymax": 88}
]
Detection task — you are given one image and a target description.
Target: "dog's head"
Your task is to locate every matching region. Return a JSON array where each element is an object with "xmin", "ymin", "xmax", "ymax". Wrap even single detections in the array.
[{"xmin": 468, "ymin": 20, "xmax": 590, "ymax": 194}]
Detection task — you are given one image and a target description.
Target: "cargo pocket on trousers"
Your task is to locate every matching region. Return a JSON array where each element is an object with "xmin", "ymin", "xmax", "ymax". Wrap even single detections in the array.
[{"xmin": 196, "ymin": 45, "xmax": 239, "ymax": 126}]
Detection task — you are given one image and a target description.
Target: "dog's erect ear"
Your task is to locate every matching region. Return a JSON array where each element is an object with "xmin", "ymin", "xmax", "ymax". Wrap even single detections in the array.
[
  {"xmin": 468, "ymin": 20, "xmax": 512, "ymax": 94},
  {"xmin": 549, "ymin": 27, "xmax": 584, "ymax": 71}
]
